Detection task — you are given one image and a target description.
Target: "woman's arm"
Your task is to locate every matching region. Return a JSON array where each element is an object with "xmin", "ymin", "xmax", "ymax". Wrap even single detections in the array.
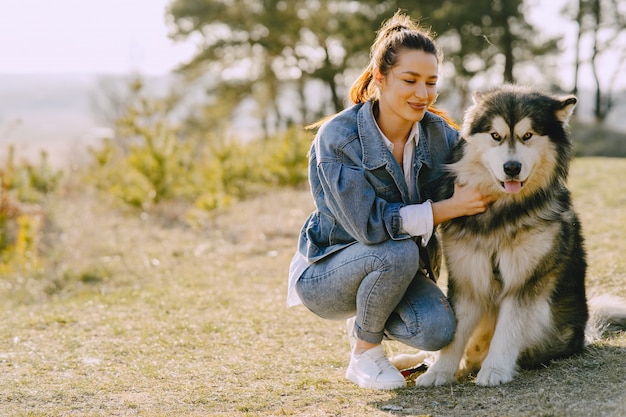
[
  {"xmin": 431, "ymin": 182, "xmax": 494, "ymax": 226},
  {"xmin": 317, "ymin": 161, "xmax": 405, "ymax": 244}
]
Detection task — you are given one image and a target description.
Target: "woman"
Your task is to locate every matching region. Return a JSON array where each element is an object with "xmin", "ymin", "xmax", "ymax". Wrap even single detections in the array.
[{"xmin": 287, "ymin": 12, "xmax": 493, "ymax": 390}]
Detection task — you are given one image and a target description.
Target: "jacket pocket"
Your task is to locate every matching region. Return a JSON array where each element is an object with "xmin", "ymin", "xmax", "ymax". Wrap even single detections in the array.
[
  {"xmin": 305, "ymin": 211, "xmax": 334, "ymax": 248},
  {"xmin": 421, "ymin": 174, "xmax": 452, "ymax": 202},
  {"xmin": 367, "ymin": 167, "xmax": 402, "ymax": 202}
]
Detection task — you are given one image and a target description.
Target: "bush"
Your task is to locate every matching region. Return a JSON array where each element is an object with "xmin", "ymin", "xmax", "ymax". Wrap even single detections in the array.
[
  {"xmin": 571, "ymin": 119, "xmax": 626, "ymax": 157},
  {"xmin": 87, "ymin": 79, "xmax": 312, "ymax": 218},
  {"xmin": 0, "ymin": 146, "xmax": 61, "ymax": 275},
  {"xmin": 258, "ymin": 127, "xmax": 311, "ymax": 188}
]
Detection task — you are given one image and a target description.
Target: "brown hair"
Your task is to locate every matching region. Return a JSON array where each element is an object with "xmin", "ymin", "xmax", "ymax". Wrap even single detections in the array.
[
  {"xmin": 350, "ymin": 11, "xmax": 459, "ymax": 129},
  {"xmin": 349, "ymin": 11, "xmax": 442, "ymax": 104},
  {"xmin": 308, "ymin": 11, "xmax": 457, "ymax": 129}
]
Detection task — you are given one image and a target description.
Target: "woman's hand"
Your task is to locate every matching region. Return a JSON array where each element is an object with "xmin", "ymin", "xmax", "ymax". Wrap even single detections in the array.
[
  {"xmin": 451, "ymin": 182, "xmax": 495, "ymax": 216},
  {"xmin": 431, "ymin": 182, "xmax": 495, "ymax": 225}
]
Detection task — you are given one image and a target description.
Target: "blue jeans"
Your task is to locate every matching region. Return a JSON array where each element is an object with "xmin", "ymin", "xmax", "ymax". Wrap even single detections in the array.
[{"xmin": 296, "ymin": 239, "xmax": 456, "ymax": 351}]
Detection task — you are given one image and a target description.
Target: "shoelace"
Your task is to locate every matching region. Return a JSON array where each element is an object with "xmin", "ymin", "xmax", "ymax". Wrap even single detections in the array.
[{"xmin": 371, "ymin": 352, "xmax": 399, "ymax": 375}]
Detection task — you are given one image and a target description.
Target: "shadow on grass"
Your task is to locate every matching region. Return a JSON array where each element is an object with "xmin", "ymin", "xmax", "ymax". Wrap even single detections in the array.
[{"xmin": 373, "ymin": 337, "xmax": 626, "ymax": 417}]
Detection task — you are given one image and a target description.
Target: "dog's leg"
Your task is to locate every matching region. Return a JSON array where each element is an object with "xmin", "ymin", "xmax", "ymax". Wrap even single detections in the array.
[
  {"xmin": 389, "ymin": 350, "xmax": 433, "ymax": 370},
  {"xmin": 475, "ymin": 296, "xmax": 550, "ymax": 386},
  {"xmin": 457, "ymin": 310, "xmax": 496, "ymax": 378},
  {"xmin": 415, "ymin": 297, "xmax": 483, "ymax": 387}
]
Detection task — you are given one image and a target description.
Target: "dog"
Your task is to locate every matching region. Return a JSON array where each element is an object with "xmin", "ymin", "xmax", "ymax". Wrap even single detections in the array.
[{"xmin": 410, "ymin": 85, "xmax": 626, "ymax": 387}]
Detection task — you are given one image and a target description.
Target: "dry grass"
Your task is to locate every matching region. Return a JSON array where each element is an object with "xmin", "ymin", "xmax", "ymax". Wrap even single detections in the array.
[{"xmin": 0, "ymin": 157, "xmax": 625, "ymax": 417}]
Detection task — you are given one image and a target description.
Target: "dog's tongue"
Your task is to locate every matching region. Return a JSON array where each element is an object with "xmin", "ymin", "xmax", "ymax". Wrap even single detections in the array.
[{"xmin": 503, "ymin": 180, "xmax": 522, "ymax": 193}]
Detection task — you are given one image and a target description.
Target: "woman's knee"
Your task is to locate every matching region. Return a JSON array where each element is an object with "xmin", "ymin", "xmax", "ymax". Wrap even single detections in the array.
[
  {"xmin": 418, "ymin": 302, "xmax": 456, "ymax": 350},
  {"xmin": 386, "ymin": 282, "xmax": 457, "ymax": 351},
  {"xmin": 376, "ymin": 239, "xmax": 420, "ymax": 279}
]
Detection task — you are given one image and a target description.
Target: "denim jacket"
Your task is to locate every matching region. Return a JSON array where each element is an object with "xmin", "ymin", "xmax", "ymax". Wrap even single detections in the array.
[{"xmin": 297, "ymin": 100, "xmax": 459, "ymax": 271}]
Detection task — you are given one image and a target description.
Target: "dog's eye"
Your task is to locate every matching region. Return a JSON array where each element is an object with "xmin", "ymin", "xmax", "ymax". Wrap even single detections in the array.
[
  {"xmin": 490, "ymin": 132, "xmax": 502, "ymax": 141},
  {"xmin": 522, "ymin": 132, "xmax": 533, "ymax": 141}
]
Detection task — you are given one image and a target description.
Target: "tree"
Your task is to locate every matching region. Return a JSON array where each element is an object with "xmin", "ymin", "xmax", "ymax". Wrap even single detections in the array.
[
  {"xmin": 168, "ymin": 0, "xmax": 356, "ymax": 134},
  {"xmin": 396, "ymin": 0, "xmax": 560, "ymax": 110},
  {"xmin": 166, "ymin": 0, "xmax": 561, "ymax": 130},
  {"xmin": 569, "ymin": 0, "xmax": 626, "ymax": 122}
]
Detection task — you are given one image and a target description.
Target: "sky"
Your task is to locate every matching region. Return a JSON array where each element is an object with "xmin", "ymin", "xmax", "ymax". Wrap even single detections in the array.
[
  {"xmin": 0, "ymin": 0, "xmax": 624, "ymax": 165},
  {"xmin": 0, "ymin": 0, "xmax": 606, "ymax": 89},
  {"xmin": 0, "ymin": 0, "xmax": 196, "ymax": 75},
  {"xmin": 0, "ymin": 0, "xmax": 576, "ymax": 77},
  {"xmin": 2, "ymin": 0, "xmax": 624, "ymax": 92}
]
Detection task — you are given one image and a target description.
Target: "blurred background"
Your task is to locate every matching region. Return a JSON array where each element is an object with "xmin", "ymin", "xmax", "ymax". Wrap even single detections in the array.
[
  {"xmin": 0, "ymin": 0, "xmax": 625, "ymax": 228},
  {"xmin": 1, "ymin": 0, "xmax": 625, "ymax": 167},
  {"xmin": 1, "ymin": 3, "xmax": 626, "ymax": 414}
]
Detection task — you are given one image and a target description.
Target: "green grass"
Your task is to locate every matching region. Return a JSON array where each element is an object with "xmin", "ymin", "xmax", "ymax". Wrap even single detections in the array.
[{"xmin": 0, "ymin": 157, "xmax": 625, "ymax": 416}]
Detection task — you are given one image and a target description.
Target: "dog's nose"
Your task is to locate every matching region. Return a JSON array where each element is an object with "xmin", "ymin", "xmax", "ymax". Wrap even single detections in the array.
[{"xmin": 503, "ymin": 161, "xmax": 522, "ymax": 176}]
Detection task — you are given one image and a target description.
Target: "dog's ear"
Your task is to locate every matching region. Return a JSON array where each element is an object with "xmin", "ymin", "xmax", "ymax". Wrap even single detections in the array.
[
  {"xmin": 471, "ymin": 90, "xmax": 487, "ymax": 104},
  {"xmin": 556, "ymin": 96, "xmax": 577, "ymax": 123}
]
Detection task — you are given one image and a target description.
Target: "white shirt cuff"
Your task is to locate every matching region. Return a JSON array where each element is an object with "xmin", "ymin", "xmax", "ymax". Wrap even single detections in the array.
[{"xmin": 399, "ymin": 200, "xmax": 434, "ymax": 245}]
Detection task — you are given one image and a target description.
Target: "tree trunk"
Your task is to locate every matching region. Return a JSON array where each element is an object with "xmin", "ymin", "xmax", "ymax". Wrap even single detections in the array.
[
  {"xmin": 323, "ymin": 41, "xmax": 342, "ymax": 113},
  {"xmin": 590, "ymin": 0, "xmax": 606, "ymax": 122},
  {"xmin": 572, "ymin": 0, "xmax": 585, "ymax": 96}
]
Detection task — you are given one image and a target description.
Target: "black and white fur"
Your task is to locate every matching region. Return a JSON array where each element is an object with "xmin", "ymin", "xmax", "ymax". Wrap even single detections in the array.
[{"xmin": 413, "ymin": 85, "xmax": 626, "ymax": 387}]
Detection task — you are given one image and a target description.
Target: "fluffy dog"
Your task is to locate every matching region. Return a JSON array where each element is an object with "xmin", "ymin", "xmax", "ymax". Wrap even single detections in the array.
[{"xmin": 412, "ymin": 85, "xmax": 626, "ymax": 387}]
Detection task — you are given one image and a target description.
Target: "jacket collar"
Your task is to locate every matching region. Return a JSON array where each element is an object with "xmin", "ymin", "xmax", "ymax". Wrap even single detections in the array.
[
  {"xmin": 356, "ymin": 101, "xmax": 409, "ymax": 201},
  {"xmin": 357, "ymin": 100, "xmax": 434, "ymax": 171},
  {"xmin": 416, "ymin": 121, "xmax": 433, "ymax": 169},
  {"xmin": 357, "ymin": 101, "xmax": 394, "ymax": 170}
]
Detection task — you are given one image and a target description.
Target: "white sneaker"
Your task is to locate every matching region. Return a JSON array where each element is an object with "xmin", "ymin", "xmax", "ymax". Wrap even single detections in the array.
[{"xmin": 346, "ymin": 345, "xmax": 407, "ymax": 390}]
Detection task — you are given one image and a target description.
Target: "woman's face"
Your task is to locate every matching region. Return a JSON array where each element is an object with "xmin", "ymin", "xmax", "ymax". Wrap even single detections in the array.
[{"xmin": 376, "ymin": 49, "xmax": 439, "ymax": 126}]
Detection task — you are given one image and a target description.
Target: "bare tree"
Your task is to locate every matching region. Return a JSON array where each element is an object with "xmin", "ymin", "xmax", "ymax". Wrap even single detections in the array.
[
  {"xmin": 166, "ymin": 0, "xmax": 564, "ymax": 132},
  {"xmin": 570, "ymin": 0, "xmax": 626, "ymax": 122}
]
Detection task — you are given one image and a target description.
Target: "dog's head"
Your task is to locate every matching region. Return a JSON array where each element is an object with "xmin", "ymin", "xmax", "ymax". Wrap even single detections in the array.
[{"xmin": 455, "ymin": 85, "xmax": 577, "ymax": 197}]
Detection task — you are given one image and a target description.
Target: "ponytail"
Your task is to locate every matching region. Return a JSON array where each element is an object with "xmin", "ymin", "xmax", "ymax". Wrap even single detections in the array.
[
  {"xmin": 349, "ymin": 65, "xmax": 375, "ymax": 105},
  {"xmin": 308, "ymin": 11, "xmax": 457, "ymax": 131}
]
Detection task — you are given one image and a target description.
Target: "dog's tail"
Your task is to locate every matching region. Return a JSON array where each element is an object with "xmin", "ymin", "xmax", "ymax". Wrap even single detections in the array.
[{"xmin": 585, "ymin": 294, "xmax": 626, "ymax": 344}]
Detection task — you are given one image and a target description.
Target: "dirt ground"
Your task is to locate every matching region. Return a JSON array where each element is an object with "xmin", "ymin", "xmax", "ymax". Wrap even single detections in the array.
[{"xmin": 0, "ymin": 157, "xmax": 624, "ymax": 416}]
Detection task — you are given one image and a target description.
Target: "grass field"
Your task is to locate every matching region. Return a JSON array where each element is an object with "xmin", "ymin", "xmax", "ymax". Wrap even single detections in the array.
[{"xmin": 0, "ymin": 157, "xmax": 625, "ymax": 417}]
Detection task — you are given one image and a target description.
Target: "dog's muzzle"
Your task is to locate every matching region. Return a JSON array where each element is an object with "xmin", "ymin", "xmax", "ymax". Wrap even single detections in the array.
[{"xmin": 502, "ymin": 161, "xmax": 523, "ymax": 193}]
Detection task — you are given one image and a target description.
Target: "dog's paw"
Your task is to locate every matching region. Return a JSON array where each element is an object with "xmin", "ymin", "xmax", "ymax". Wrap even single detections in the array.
[
  {"xmin": 475, "ymin": 366, "xmax": 514, "ymax": 386},
  {"xmin": 455, "ymin": 365, "xmax": 476, "ymax": 380},
  {"xmin": 414, "ymin": 370, "xmax": 456, "ymax": 387}
]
